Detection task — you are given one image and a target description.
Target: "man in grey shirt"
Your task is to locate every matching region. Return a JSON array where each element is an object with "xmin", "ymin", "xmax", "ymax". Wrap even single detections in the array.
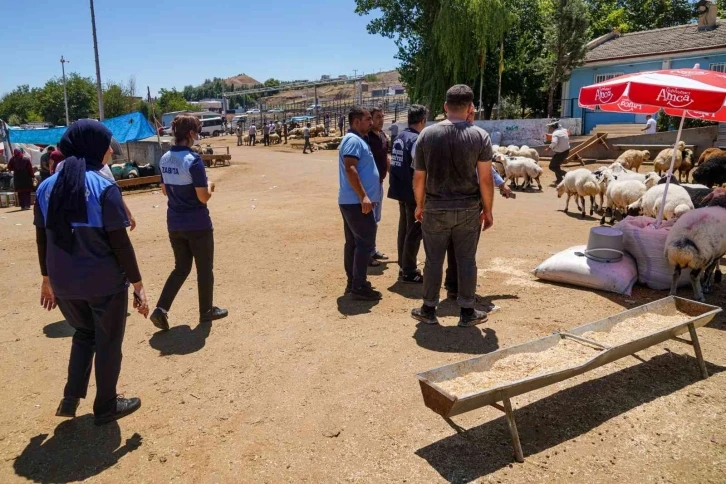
[{"xmin": 411, "ymin": 84, "xmax": 495, "ymax": 327}]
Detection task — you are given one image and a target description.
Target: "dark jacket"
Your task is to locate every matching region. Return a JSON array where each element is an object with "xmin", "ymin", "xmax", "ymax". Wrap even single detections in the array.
[{"xmin": 387, "ymin": 127, "xmax": 419, "ymax": 203}]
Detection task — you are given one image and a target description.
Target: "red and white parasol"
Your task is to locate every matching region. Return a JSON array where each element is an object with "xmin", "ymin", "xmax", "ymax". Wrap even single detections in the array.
[{"xmin": 579, "ymin": 65, "xmax": 726, "ymax": 226}]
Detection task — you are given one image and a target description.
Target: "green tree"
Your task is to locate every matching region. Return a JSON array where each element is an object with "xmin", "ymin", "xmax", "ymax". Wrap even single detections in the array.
[
  {"xmin": 157, "ymin": 88, "xmax": 196, "ymax": 114},
  {"xmin": 35, "ymin": 73, "xmax": 97, "ymax": 125},
  {"xmin": 0, "ymin": 85, "xmax": 39, "ymax": 123},
  {"xmin": 103, "ymin": 83, "xmax": 134, "ymax": 118},
  {"xmin": 7, "ymin": 114, "xmax": 21, "ymax": 126},
  {"xmin": 541, "ymin": 0, "xmax": 590, "ymax": 116},
  {"xmin": 587, "ymin": 0, "xmax": 694, "ymax": 37}
]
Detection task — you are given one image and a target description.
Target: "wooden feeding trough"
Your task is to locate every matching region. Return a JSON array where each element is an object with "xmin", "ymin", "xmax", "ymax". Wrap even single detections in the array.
[
  {"xmin": 416, "ymin": 297, "xmax": 721, "ymax": 463},
  {"xmin": 201, "ymin": 146, "xmax": 231, "ymax": 167}
]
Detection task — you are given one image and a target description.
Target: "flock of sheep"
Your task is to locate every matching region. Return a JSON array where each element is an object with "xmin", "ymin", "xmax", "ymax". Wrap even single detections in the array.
[
  {"xmin": 549, "ymin": 143, "xmax": 726, "ymax": 304},
  {"xmin": 491, "ymin": 144, "xmax": 543, "ymax": 191}
]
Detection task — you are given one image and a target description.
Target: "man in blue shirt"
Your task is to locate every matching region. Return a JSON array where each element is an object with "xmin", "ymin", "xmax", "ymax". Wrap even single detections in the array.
[{"xmin": 339, "ymin": 106, "xmax": 382, "ymax": 300}]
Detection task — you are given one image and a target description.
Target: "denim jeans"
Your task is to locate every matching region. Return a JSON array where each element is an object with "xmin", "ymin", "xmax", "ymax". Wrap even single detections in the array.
[
  {"xmin": 340, "ymin": 204, "xmax": 377, "ymax": 288},
  {"xmin": 422, "ymin": 208, "xmax": 481, "ymax": 308},
  {"xmin": 397, "ymin": 201, "xmax": 422, "ymax": 276}
]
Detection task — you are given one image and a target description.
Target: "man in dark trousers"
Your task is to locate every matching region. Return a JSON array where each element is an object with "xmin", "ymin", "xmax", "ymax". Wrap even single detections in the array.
[
  {"xmin": 411, "ymin": 84, "xmax": 494, "ymax": 327},
  {"xmin": 366, "ymin": 106, "xmax": 389, "ymax": 265},
  {"xmin": 338, "ymin": 106, "xmax": 382, "ymax": 300},
  {"xmin": 388, "ymin": 104, "xmax": 428, "ymax": 283},
  {"xmin": 338, "ymin": 114, "xmax": 345, "ymax": 137},
  {"xmin": 546, "ymin": 121, "xmax": 570, "ymax": 184}
]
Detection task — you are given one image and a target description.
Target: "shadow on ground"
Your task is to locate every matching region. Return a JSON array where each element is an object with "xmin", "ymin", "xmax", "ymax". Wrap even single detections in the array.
[
  {"xmin": 13, "ymin": 415, "xmax": 142, "ymax": 483},
  {"xmin": 414, "ymin": 324, "xmax": 498, "ymax": 355},
  {"xmin": 148, "ymin": 321, "xmax": 212, "ymax": 356},
  {"xmin": 336, "ymin": 296, "xmax": 380, "ymax": 316},
  {"xmin": 415, "ymin": 352, "xmax": 725, "ymax": 483},
  {"xmin": 42, "ymin": 320, "xmax": 74, "ymax": 339}
]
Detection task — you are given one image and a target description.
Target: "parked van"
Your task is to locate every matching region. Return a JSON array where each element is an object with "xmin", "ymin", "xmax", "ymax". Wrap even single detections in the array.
[{"xmin": 199, "ymin": 117, "xmax": 225, "ymax": 137}]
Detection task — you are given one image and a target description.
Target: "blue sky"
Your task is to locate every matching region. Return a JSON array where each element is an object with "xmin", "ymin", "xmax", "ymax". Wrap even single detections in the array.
[{"xmin": 0, "ymin": 0, "xmax": 399, "ymax": 97}]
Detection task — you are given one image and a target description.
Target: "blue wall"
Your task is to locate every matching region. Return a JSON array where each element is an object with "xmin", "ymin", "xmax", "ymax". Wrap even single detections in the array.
[{"xmin": 567, "ymin": 52, "xmax": 726, "ymax": 133}]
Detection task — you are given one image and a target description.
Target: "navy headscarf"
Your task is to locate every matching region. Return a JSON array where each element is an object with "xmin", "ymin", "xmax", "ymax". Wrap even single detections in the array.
[{"xmin": 47, "ymin": 119, "xmax": 112, "ymax": 253}]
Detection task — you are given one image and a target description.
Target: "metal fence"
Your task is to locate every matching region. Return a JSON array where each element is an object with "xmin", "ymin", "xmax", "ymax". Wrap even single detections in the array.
[{"xmin": 228, "ymin": 94, "xmax": 410, "ymax": 133}]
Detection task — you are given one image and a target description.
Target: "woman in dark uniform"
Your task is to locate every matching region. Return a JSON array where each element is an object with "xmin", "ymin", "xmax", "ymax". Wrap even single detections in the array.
[{"xmin": 35, "ymin": 119, "xmax": 148, "ymax": 425}]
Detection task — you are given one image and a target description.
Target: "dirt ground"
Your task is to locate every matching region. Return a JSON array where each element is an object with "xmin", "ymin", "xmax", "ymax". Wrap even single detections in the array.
[{"xmin": 1, "ymin": 135, "xmax": 725, "ymax": 484}]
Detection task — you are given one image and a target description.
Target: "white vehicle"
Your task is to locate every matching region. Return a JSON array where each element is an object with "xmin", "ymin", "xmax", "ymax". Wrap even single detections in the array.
[
  {"xmin": 268, "ymin": 108, "xmax": 284, "ymax": 113},
  {"xmin": 306, "ymin": 104, "xmax": 322, "ymax": 112},
  {"xmin": 229, "ymin": 114, "xmax": 248, "ymax": 131},
  {"xmin": 198, "ymin": 117, "xmax": 225, "ymax": 137},
  {"xmin": 246, "ymin": 108, "xmax": 261, "ymax": 114}
]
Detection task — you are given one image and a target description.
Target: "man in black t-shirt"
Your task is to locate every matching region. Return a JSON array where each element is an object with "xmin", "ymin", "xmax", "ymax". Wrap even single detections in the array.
[{"xmin": 366, "ymin": 107, "xmax": 390, "ymax": 265}]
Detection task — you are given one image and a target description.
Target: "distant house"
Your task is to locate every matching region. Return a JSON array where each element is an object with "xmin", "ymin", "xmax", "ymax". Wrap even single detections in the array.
[
  {"xmin": 388, "ymin": 85, "xmax": 406, "ymax": 96},
  {"xmin": 564, "ymin": 11, "xmax": 726, "ymax": 133}
]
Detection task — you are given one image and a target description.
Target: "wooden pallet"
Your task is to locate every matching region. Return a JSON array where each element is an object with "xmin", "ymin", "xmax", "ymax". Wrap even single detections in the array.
[
  {"xmin": 566, "ymin": 133, "xmax": 609, "ymax": 165},
  {"xmin": 117, "ymin": 175, "xmax": 161, "ymax": 188},
  {"xmin": 201, "ymin": 146, "xmax": 231, "ymax": 167}
]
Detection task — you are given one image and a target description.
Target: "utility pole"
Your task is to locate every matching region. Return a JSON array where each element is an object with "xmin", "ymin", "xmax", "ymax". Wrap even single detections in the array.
[
  {"xmin": 90, "ymin": 0, "xmax": 104, "ymax": 120},
  {"xmin": 60, "ymin": 56, "xmax": 70, "ymax": 126}
]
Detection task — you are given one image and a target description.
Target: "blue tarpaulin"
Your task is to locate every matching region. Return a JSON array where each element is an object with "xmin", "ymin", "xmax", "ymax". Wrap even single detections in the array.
[{"xmin": 7, "ymin": 112, "xmax": 156, "ymax": 145}]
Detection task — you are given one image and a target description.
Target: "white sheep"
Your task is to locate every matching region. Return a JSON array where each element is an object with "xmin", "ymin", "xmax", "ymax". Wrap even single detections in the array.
[
  {"xmin": 557, "ymin": 168, "xmax": 599, "ymax": 217},
  {"xmin": 653, "ymin": 141, "xmax": 686, "ymax": 175},
  {"xmin": 505, "ymin": 144, "xmax": 520, "ymax": 156},
  {"xmin": 503, "ymin": 156, "xmax": 543, "ymax": 191},
  {"xmin": 666, "ymin": 206, "xmax": 726, "ymax": 301},
  {"xmin": 495, "ymin": 145, "xmax": 508, "ymax": 155},
  {"xmin": 626, "ymin": 184, "xmax": 694, "ymax": 220},
  {"xmin": 600, "ymin": 178, "xmax": 647, "ymax": 225},
  {"xmin": 615, "ymin": 149, "xmax": 651, "ymax": 172},
  {"xmin": 517, "ymin": 146, "xmax": 540, "ymax": 163}
]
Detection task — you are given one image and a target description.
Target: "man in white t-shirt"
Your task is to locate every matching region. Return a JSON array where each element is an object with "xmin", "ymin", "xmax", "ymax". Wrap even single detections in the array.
[{"xmin": 642, "ymin": 114, "xmax": 657, "ymax": 134}]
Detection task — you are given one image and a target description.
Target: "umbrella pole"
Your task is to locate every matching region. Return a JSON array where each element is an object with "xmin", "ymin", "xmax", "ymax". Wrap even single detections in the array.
[{"xmin": 655, "ymin": 112, "xmax": 686, "ymax": 228}]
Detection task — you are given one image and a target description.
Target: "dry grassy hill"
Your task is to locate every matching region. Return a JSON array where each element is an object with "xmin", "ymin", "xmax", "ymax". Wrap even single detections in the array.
[
  {"xmin": 225, "ymin": 73, "xmax": 261, "ymax": 88},
  {"xmin": 260, "ymin": 70, "xmax": 402, "ymax": 105}
]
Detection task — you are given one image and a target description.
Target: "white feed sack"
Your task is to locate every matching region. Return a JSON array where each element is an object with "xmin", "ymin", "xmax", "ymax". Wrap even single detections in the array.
[
  {"xmin": 614, "ymin": 216, "xmax": 691, "ymax": 290},
  {"xmin": 534, "ymin": 245, "xmax": 638, "ymax": 296}
]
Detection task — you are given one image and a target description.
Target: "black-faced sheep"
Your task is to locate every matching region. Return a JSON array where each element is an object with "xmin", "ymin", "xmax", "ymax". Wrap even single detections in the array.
[
  {"xmin": 692, "ymin": 156, "xmax": 726, "ymax": 188},
  {"xmin": 666, "ymin": 206, "xmax": 726, "ymax": 301},
  {"xmin": 558, "ymin": 168, "xmax": 598, "ymax": 218},
  {"xmin": 677, "ymin": 148, "xmax": 695, "ymax": 182}
]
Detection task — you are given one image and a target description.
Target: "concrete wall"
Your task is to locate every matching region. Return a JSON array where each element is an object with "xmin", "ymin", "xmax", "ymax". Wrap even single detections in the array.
[
  {"xmin": 117, "ymin": 137, "xmax": 173, "ymax": 168},
  {"xmin": 532, "ymin": 126, "xmax": 718, "ymax": 160},
  {"xmin": 387, "ymin": 118, "xmax": 582, "ymax": 147}
]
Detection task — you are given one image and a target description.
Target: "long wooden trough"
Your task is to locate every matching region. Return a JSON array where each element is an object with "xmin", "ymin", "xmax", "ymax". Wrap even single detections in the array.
[{"xmin": 416, "ymin": 297, "xmax": 722, "ymax": 463}]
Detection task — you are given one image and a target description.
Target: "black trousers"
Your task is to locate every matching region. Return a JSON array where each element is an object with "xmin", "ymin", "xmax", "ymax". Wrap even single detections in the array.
[
  {"xmin": 157, "ymin": 229, "xmax": 215, "ymax": 316},
  {"xmin": 397, "ymin": 201, "xmax": 422, "ymax": 276},
  {"xmin": 422, "ymin": 208, "xmax": 480, "ymax": 309},
  {"xmin": 549, "ymin": 150, "xmax": 569, "ymax": 182},
  {"xmin": 249, "ymin": 134, "xmax": 256, "ymax": 146},
  {"xmin": 340, "ymin": 204, "xmax": 377, "ymax": 288},
  {"xmin": 57, "ymin": 289, "xmax": 128, "ymax": 415},
  {"xmin": 263, "ymin": 133, "xmax": 270, "ymax": 146},
  {"xmin": 303, "ymin": 137, "xmax": 313, "ymax": 153}
]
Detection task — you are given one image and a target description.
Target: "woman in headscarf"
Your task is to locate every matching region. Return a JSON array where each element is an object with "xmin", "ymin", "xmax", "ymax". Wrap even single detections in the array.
[
  {"xmin": 34, "ymin": 119, "xmax": 148, "ymax": 425},
  {"xmin": 7, "ymin": 148, "xmax": 34, "ymax": 209},
  {"xmin": 49, "ymin": 149, "xmax": 65, "ymax": 175}
]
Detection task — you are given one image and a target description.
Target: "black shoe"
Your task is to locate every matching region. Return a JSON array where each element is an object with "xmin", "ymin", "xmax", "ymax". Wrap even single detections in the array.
[
  {"xmin": 55, "ymin": 397, "xmax": 80, "ymax": 418},
  {"xmin": 344, "ymin": 280, "xmax": 352, "ymax": 295},
  {"xmin": 94, "ymin": 396, "xmax": 141, "ymax": 426},
  {"xmin": 200, "ymin": 306, "xmax": 229, "ymax": 323},
  {"xmin": 350, "ymin": 284, "xmax": 382, "ymax": 301},
  {"xmin": 150, "ymin": 308, "xmax": 169, "ymax": 331},
  {"xmin": 368, "ymin": 258, "xmax": 381, "ymax": 267},
  {"xmin": 459, "ymin": 308, "xmax": 488, "ymax": 327},
  {"xmin": 411, "ymin": 306, "xmax": 439, "ymax": 325},
  {"xmin": 401, "ymin": 272, "xmax": 424, "ymax": 284},
  {"xmin": 372, "ymin": 251, "xmax": 388, "ymax": 260}
]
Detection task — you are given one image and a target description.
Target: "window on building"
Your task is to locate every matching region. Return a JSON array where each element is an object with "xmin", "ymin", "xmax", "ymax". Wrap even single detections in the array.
[
  {"xmin": 710, "ymin": 62, "xmax": 726, "ymax": 73},
  {"xmin": 594, "ymin": 72, "xmax": 624, "ymax": 84}
]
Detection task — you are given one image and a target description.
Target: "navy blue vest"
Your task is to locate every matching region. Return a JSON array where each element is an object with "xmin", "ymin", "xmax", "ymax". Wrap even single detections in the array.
[{"xmin": 387, "ymin": 128, "xmax": 419, "ymax": 203}]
